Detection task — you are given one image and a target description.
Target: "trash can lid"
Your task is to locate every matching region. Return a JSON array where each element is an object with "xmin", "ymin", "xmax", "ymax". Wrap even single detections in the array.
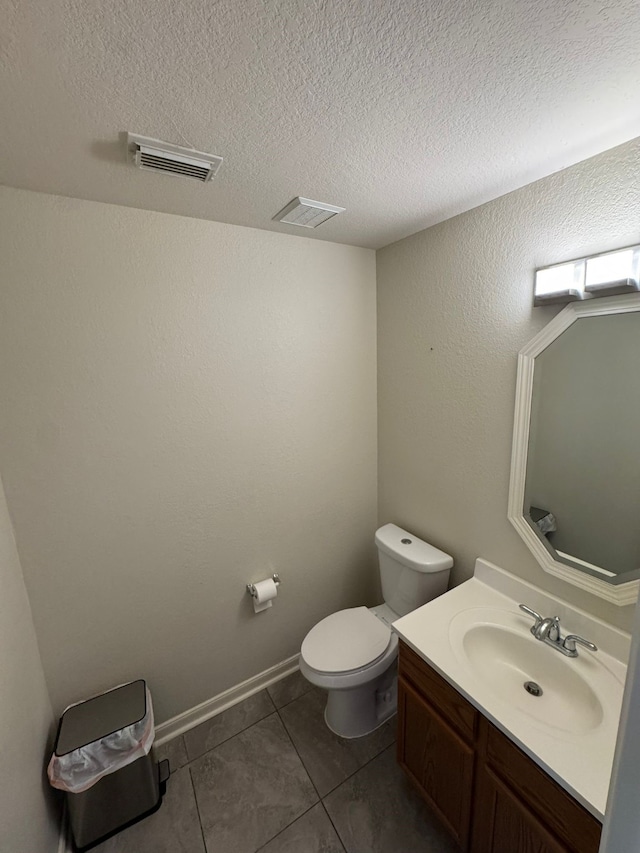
[{"xmin": 55, "ymin": 680, "xmax": 147, "ymax": 756}]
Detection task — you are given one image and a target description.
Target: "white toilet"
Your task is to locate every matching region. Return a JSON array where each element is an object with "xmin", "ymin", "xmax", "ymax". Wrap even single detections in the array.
[{"xmin": 299, "ymin": 523, "xmax": 453, "ymax": 739}]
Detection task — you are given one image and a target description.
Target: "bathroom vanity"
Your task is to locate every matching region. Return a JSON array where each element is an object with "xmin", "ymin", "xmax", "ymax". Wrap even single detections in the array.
[
  {"xmin": 398, "ymin": 641, "xmax": 601, "ymax": 852},
  {"xmin": 392, "ymin": 559, "xmax": 630, "ymax": 853}
]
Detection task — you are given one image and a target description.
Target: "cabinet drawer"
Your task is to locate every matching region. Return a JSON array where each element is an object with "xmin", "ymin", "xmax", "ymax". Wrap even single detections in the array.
[
  {"xmin": 398, "ymin": 641, "xmax": 477, "ymax": 743},
  {"xmin": 481, "ymin": 719, "xmax": 601, "ymax": 853}
]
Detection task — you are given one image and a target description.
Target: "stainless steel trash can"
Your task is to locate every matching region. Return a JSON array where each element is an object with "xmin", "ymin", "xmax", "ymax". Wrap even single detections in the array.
[{"xmin": 53, "ymin": 680, "xmax": 169, "ymax": 851}]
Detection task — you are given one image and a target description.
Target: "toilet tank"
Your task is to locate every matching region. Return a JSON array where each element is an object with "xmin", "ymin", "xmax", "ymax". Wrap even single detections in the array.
[{"xmin": 375, "ymin": 523, "xmax": 453, "ymax": 617}]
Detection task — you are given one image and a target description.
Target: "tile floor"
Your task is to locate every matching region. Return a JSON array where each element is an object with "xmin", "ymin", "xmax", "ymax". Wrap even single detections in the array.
[{"xmin": 93, "ymin": 671, "xmax": 457, "ymax": 853}]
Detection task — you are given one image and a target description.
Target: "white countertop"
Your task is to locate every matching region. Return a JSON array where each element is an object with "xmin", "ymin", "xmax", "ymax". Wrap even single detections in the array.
[{"xmin": 392, "ymin": 559, "xmax": 630, "ymax": 821}]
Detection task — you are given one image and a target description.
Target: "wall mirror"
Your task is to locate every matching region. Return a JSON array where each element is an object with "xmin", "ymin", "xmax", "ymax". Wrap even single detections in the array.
[{"xmin": 508, "ymin": 294, "xmax": 640, "ymax": 605}]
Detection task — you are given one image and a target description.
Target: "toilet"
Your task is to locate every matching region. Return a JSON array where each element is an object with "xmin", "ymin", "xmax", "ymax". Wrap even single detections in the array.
[{"xmin": 299, "ymin": 523, "xmax": 453, "ymax": 739}]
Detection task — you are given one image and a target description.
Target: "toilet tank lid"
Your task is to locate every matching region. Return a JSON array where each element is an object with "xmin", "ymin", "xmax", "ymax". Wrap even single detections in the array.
[{"xmin": 375, "ymin": 523, "xmax": 453, "ymax": 573}]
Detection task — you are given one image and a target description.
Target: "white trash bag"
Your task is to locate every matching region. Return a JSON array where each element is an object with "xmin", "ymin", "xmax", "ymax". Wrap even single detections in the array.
[{"xmin": 47, "ymin": 684, "xmax": 155, "ymax": 794}]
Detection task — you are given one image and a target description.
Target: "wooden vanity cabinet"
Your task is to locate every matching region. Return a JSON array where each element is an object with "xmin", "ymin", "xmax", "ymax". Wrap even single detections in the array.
[
  {"xmin": 397, "ymin": 641, "xmax": 477, "ymax": 849},
  {"xmin": 397, "ymin": 641, "xmax": 602, "ymax": 853}
]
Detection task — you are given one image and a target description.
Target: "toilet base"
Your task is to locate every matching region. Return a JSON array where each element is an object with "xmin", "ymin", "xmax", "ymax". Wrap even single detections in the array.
[{"xmin": 322, "ymin": 662, "xmax": 398, "ymax": 739}]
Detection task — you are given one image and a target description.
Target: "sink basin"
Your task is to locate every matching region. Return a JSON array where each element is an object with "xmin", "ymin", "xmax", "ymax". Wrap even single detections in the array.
[
  {"xmin": 449, "ymin": 608, "xmax": 622, "ymax": 735},
  {"xmin": 460, "ymin": 623, "xmax": 602, "ymax": 733}
]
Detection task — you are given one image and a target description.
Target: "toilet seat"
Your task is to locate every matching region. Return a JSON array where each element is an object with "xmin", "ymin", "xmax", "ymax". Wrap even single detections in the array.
[{"xmin": 301, "ymin": 606, "xmax": 392, "ymax": 674}]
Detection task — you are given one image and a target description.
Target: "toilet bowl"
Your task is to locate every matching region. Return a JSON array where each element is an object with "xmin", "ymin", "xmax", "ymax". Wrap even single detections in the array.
[
  {"xmin": 299, "ymin": 524, "xmax": 453, "ymax": 739},
  {"xmin": 300, "ymin": 604, "xmax": 399, "ymax": 738}
]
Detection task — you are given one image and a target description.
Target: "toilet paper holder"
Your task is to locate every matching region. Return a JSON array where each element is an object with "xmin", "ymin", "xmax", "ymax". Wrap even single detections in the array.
[{"xmin": 246, "ymin": 574, "xmax": 281, "ymax": 598}]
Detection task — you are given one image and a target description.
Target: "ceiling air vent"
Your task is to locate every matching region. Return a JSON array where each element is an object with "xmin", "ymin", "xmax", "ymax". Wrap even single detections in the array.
[
  {"xmin": 274, "ymin": 197, "xmax": 345, "ymax": 228},
  {"xmin": 126, "ymin": 133, "xmax": 223, "ymax": 183}
]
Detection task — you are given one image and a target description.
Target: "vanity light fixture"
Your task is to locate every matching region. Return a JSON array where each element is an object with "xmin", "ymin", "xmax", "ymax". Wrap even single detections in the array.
[{"xmin": 534, "ymin": 244, "xmax": 640, "ymax": 307}]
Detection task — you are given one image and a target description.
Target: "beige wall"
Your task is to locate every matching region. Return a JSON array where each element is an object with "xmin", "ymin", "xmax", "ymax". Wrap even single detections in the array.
[
  {"xmin": 1, "ymin": 137, "xmax": 638, "ymax": 737},
  {"xmin": 0, "ymin": 473, "xmax": 59, "ymax": 852},
  {"xmin": 0, "ymin": 187, "xmax": 378, "ymax": 721},
  {"xmin": 377, "ymin": 138, "xmax": 640, "ymax": 632}
]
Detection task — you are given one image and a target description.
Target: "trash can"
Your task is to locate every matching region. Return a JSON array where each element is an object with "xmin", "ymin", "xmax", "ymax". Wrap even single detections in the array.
[{"xmin": 48, "ymin": 680, "xmax": 170, "ymax": 851}]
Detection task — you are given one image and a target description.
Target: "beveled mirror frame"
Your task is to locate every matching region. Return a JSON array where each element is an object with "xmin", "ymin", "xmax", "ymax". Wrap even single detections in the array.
[{"xmin": 508, "ymin": 293, "xmax": 640, "ymax": 606}]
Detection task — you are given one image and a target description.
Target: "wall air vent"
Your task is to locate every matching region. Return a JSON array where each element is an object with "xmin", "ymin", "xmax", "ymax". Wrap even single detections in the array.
[
  {"xmin": 126, "ymin": 133, "xmax": 223, "ymax": 183},
  {"xmin": 274, "ymin": 197, "xmax": 345, "ymax": 228}
]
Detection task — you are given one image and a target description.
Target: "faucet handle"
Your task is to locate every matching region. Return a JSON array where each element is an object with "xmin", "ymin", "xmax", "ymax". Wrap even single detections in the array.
[
  {"xmin": 563, "ymin": 634, "xmax": 598, "ymax": 656},
  {"xmin": 542, "ymin": 615, "xmax": 561, "ymax": 643},
  {"xmin": 519, "ymin": 604, "xmax": 543, "ymax": 628}
]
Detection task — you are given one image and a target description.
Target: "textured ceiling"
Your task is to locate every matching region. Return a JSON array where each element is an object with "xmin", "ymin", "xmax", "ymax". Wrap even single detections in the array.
[{"xmin": 1, "ymin": 0, "xmax": 639, "ymax": 249}]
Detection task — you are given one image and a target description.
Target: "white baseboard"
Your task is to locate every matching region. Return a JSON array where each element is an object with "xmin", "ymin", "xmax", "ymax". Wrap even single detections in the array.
[{"xmin": 154, "ymin": 654, "xmax": 300, "ymax": 746}]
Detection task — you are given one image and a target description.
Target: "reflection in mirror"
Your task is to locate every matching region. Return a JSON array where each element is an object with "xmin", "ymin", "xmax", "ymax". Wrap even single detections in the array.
[{"xmin": 524, "ymin": 312, "xmax": 640, "ymax": 583}]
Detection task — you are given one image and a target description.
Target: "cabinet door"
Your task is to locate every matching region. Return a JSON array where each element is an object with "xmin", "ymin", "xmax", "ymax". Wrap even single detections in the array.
[
  {"xmin": 471, "ymin": 765, "xmax": 569, "ymax": 853},
  {"xmin": 480, "ymin": 720, "xmax": 601, "ymax": 853},
  {"xmin": 398, "ymin": 676, "xmax": 474, "ymax": 849}
]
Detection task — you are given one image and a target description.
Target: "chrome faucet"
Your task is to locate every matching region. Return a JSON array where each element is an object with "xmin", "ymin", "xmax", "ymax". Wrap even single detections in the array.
[
  {"xmin": 532, "ymin": 615, "xmax": 560, "ymax": 642},
  {"xmin": 518, "ymin": 604, "xmax": 597, "ymax": 658}
]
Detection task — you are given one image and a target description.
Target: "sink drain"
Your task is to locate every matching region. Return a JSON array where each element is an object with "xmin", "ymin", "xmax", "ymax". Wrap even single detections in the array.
[{"xmin": 524, "ymin": 681, "xmax": 543, "ymax": 697}]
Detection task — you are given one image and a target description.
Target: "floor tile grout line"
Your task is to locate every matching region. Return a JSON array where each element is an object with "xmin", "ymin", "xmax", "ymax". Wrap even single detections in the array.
[
  {"xmin": 276, "ymin": 705, "xmax": 324, "ymax": 802},
  {"xmin": 164, "ymin": 719, "xmax": 272, "ymax": 775},
  {"xmin": 319, "ymin": 800, "xmax": 349, "ymax": 853},
  {"xmin": 187, "ymin": 763, "xmax": 209, "ymax": 853},
  {"xmin": 183, "ymin": 694, "xmax": 277, "ymax": 764},
  {"xmin": 163, "ymin": 681, "xmax": 313, "ymax": 766},
  {"xmin": 147, "ymin": 694, "xmax": 429, "ymax": 853},
  {"xmin": 277, "ymin": 694, "xmax": 396, "ymax": 801},
  {"xmin": 320, "ymin": 735, "xmax": 397, "ymax": 800},
  {"xmin": 167, "ymin": 687, "xmax": 395, "ymax": 850},
  {"xmin": 185, "ymin": 707, "xmax": 325, "ymax": 853},
  {"xmin": 252, "ymin": 801, "xmax": 323, "ymax": 853},
  {"xmin": 267, "ymin": 682, "xmax": 314, "ymax": 712}
]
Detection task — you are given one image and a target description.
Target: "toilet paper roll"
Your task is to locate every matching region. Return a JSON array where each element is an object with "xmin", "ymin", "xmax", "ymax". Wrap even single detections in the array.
[{"xmin": 252, "ymin": 578, "xmax": 278, "ymax": 613}]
